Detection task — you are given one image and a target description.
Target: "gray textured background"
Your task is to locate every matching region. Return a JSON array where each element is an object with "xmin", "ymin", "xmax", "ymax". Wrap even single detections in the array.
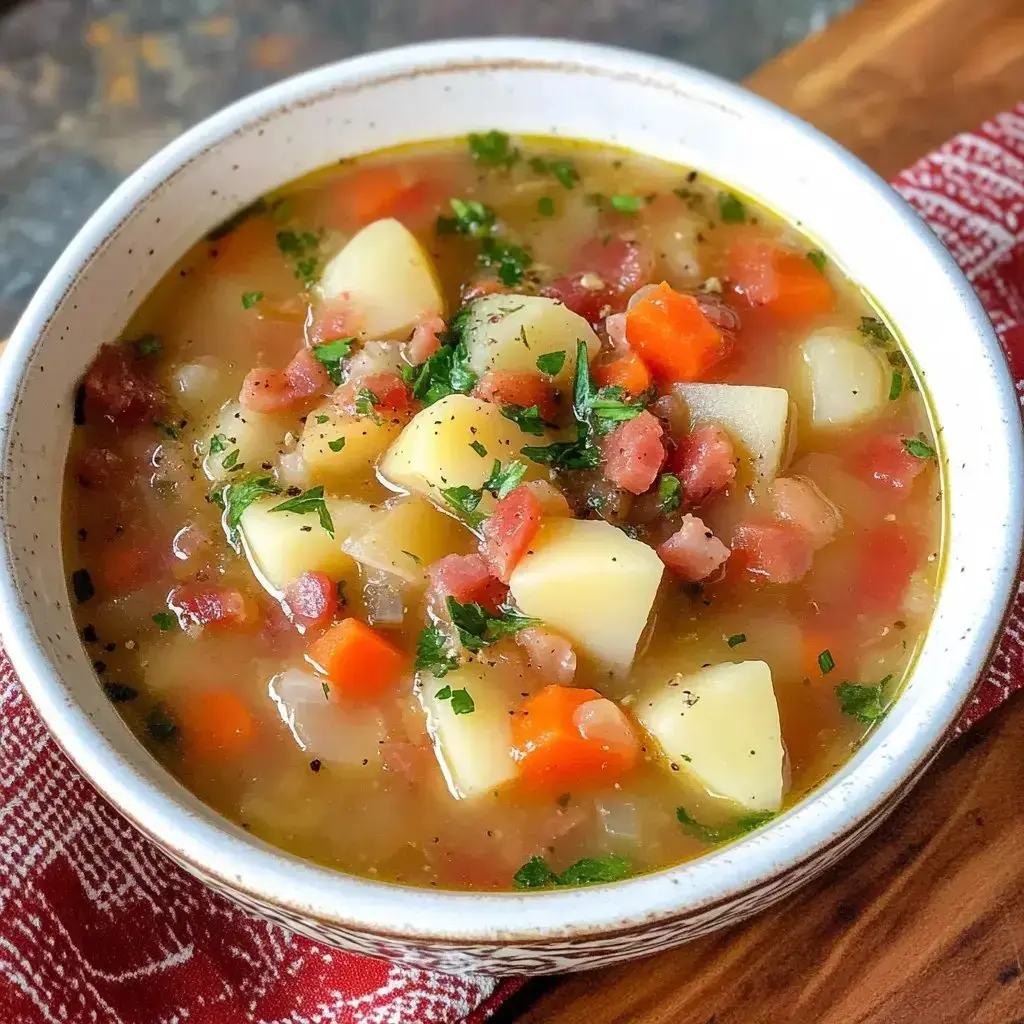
[{"xmin": 0, "ymin": 0, "xmax": 856, "ymax": 336}]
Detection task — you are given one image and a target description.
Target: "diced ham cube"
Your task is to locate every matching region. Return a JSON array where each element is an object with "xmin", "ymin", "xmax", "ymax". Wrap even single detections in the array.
[
  {"xmin": 731, "ymin": 521, "xmax": 815, "ymax": 584},
  {"xmin": 427, "ymin": 553, "xmax": 508, "ymax": 614},
  {"xmin": 857, "ymin": 522, "xmax": 919, "ymax": 614},
  {"xmin": 657, "ymin": 514, "xmax": 731, "ymax": 581},
  {"xmin": 516, "ymin": 626, "xmax": 577, "ymax": 686},
  {"xmin": 284, "ymin": 571, "xmax": 338, "ymax": 629},
  {"xmin": 407, "ymin": 315, "xmax": 445, "ymax": 365},
  {"xmin": 472, "ymin": 371, "xmax": 558, "ymax": 423},
  {"xmin": 169, "ymin": 583, "xmax": 253, "ymax": 629},
  {"xmin": 480, "ymin": 485, "xmax": 542, "ymax": 583},
  {"xmin": 672, "ymin": 424, "xmax": 736, "ymax": 507},
  {"xmin": 82, "ymin": 344, "xmax": 163, "ymax": 426},
  {"xmin": 542, "ymin": 238, "xmax": 653, "ymax": 324},
  {"xmin": 601, "ymin": 410, "xmax": 666, "ymax": 495},
  {"xmin": 309, "ymin": 297, "xmax": 361, "ymax": 344},
  {"xmin": 333, "ymin": 371, "xmax": 412, "ymax": 415},
  {"xmin": 240, "ymin": 347, "xmax": 331, "ymax": 413},
  {"xmin": 853, "ymin": 434, "xmax": 929, "ymax": 495},
  {"xmin": 772, "ymin": 476, "xmax": 842, "ymax": 550}
]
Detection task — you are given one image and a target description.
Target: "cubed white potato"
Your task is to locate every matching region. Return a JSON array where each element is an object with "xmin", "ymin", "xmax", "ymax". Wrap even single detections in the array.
[
  {"xmin": 318, "ymin": 218, "xmax": 444, "ymax": 339},
  {"xmin": 801, "ymin": 329, "xmax": 887, "ymax": 429},
  {"xmin": 202, "ymin": 401, "xmax": 296, "ymax": 483},
  {"xmin": 343, "ymin": 496, "xmax": 473, "ymax": 585},
  {"xmin": 636, "ymin": 661, "xmax": 784, "ymax": 812},
  {"xmin": 239, "ymin": 495, "xmax": 373, "ymax": 593},
  {"xmin": 508, "ymin": 518, "xmax": 664, "ymax": 675},
  {"xmin": 673, "ymin": 382, "xmax": 790, "ymax": 481},
  {"xmin": 299, "ymin": 401, "xmax": 403, "ymax": 486},
  {"xmin": 345, "ymin": 339, "xmax": 405, "ymax": 380},
  {"xmin": 420, "ymin": 661, "xmax": 519, "ymax": 799},
  {"xmin": 461, "ymin": 293, "xmax": 600, "ymax": 387},
  {"xmin": 379, "ymin": 393, "xmax": 543, "ymax": 514}
]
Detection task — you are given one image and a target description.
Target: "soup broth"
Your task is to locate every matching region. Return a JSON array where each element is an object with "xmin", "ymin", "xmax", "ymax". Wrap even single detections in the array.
[{"xmin": 63, "ymin": 134, "xmax": 941, "ymax": 891}]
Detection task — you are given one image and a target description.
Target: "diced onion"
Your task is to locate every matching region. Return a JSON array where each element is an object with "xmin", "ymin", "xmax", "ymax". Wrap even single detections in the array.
[
  {"xmin": 595, "ymin": 797, "xmax": 639, "ymax": 840},
  {"xmin": 363, "ymin": 569, "xmax": 406, "ymax": 626},
  {"xmin": 275, "ymin": 449, "xmax": 310, "ymax": 489},
  {"xmin": 172, "ymin": 359, "xmax": 223, "ymax": 413}
]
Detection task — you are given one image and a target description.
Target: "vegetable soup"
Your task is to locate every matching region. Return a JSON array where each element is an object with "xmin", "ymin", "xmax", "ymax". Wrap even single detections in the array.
[{"xmin": 64, "ymin": 133, "xmax": 942, "ymax": 891}]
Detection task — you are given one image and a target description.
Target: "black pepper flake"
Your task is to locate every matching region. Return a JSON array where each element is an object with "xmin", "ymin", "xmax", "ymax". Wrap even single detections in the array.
[
  {"xmin": 286, "ymin": 486, "xmax": 302, "ymax": 497},
  {"xmin": 81, "ymin": 624, "xmax": 98, "ymax": 644},
  {"xmin": 72, "ymin": 568, "xmax": 94, "ymax": 603},
  {"xmin": 103, "ymin": 681, "xmax": 138, "ymax": 703},
  {"xmin": 104, "ymin": 642, "xmax": 117, "ymax": 652},
  {"xmin": 77, "ymin": 528, "xmax": 88, "ymax": 541},
  {"xmin": 92, "ymin": 660, "xmax": 107, "ymax": 674},
  {"xmin": 309, "ymin": 758, "xmax": 322, "ymax": 773}
]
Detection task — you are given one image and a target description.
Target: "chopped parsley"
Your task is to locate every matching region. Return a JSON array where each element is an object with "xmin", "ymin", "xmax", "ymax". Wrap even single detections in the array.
[
  {"xmin": 902, "ymin": 436, "xmax": 936, "ymax": 459},
  {"xmin": 145, "ymin": 704, "xmax": 178, "ymax": 742},
  {"xmin": 536, "ymin": 350, "xmax": 566, "ymax": 376},
  {"xmin": 676, "ymin": 807, "xmax": 774, "ymax": 844},
  {"xmin": 436, "ymin": 197, "xmax": 497, "ymax": 238},
  {"xmin": 537, "ymin": 196, "xmax": 555, "ymax": 217},
  {"xmin": 807, "ymin": 249, "xmax": 828, "ymax": 272},
  {"xmin": 221, "ymin": 448, "xmax": 241, "ymax": 471},
  {"xmin": 435, "ymin": 686, "xmax": 475, "ymax": 715},
  {"xmin": 275, "ymin": 228, "xmax": 322, "ymax": 287},
  {"xmin": 513, "ymin": 853, "xmax": 631, "ymax": 890},
  {"xmin": 311, "ymin": 337, "xmax": 355, "ymax": 385},
  {"xmin": 208, "ymin": 433, "xmax": 228, "ymax": 455},
  {"xmin": 354, "ymin": 387, "xmax": 383, "ymax": 424},
  {"xmin": 484, "ymin": 458, "xmax": 528, "ymax": 500},
  {"xmin": 718, "ymin": 192, "xmax": 747, "ymax": 223},
  {"xmin": 134, "ymin": 333, "xmax": 162, "ymax": 358},
  {"xmin": 889, "ymin": 371, "xmax": 903, "ymax": 401},
  {"xmin": 153, "ymin": 420, "xmax": 181, "ymax": 440},
  {"xmin": 103, "ymin": 682, "xmax": 138, "ymax": 703},
  {"xmin": 221, "ymin": 477, "xmax": 281, "ymax": 546},
  {"xmin": 610, "ymin": 193, "xmax": 644, "ymax": 214},
  {"xmin": 441, "ymin": 485, "xmax": 486, "ymax": 529},
  {"xmin": 405, "ymin": 326, "xmax": 478, "ymax": 406},
  {"xmin": 478, "ymin": 236, "xmax": 533, "ymax": 287},
  {"xmin": 270, "ymin": 485, "xmax": 335, "ymax": 538},
  {"xmin": 470, "ymin": 440, "xmax": 488, "ymax": 458},
  {"xmin": 501, "ymin": 403, "xmax": 547, "ymax": 436},
  {"xmin": 726, "ymin": 633, "xmax": 746, "ymax": 648},
  {"xmin": 468, "ymin": 129, "xmax": 519, "ymax": 168},
  {"xmin": 71, "ymin": 568, "xmax": 94, "ymax": 603},
  {"xmin": 327, "ymin": 437, "xmax": 346, "ymax": 453},
  {"xmin": 657, "ymin": 474, "xmax": 682, "ymax": 515},
  {"xmin": 817, "ymin": 649, "xmax": 835, "ymax": 674},
  {"xmin": 836, "ymin": 678, "xmax": 890, "ymax": 724},
  {"xmin": 315, "ymin": 413, "xmax": 330, "ymax": 424},
  {"xmin": 858, "ymin": 316, "xmax": 893, "ymax": 343},
  {"xmin": 446, "ymin": 596, "xmax": 539, "ymax": 651},
  {"xmin": 152, "ymin": 611, "xmax": 177, "ymax": 631},
  {"xmin": 241, "ymin": 290, "xmax": 263, "ymax": 310},
  {"xmin": 321, "ymin": 681, "xmax": 330, "ymax": 700},
  {"xmin": 415, "ymin": 625, "xmax": 458, "ymax": 677},
  {"xmin": 528, "ymin": 155, "xmax": 579, "ymax": 189}
]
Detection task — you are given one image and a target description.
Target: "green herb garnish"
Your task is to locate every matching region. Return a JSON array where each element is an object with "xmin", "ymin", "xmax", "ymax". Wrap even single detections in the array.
[
  {"xmin": 902, "ymin": 436, "xmax": 936, "ymax": 459},
  {"xmin": 221, "ymin": 476, "xmax": 281, "ymax": 546},
  {"xmin": 468, "ymin": 129, "xmax": 519, "ymax": 169},
  {"xmin": 270, "ymin": 485, "xmax": 335, "ymax": 538},
  {"xmin": 726, "ymin": 633, "xmax": 746, "ymax": 648},
  {"xmin": 513, "ymin": 853, "xmax": 631, "ymax": 890},
  {"xmin": 484, "ymin": 458, "xmax": 528, "ymax": 500},
  {"xmin": 311, "ymin": 337, "xmax": 355, "ymax": 385},
  {"xmin": 153, "ymin": 420, "xmax": 181, "ymax": 441},
  {"xmin": 441, "ymin": 485, "xmax": 486, "ymax": 529},
  {"xmin": 470, "ymin": 440, "xmax": 488, "ymax": 458},
  {"xmin": 478, "ymin": 237, "xmax": 533, "ymax": 286},
  {"xmin": 818, "ymin": 649, "xmax": 835, "ymax": 674},
  {"xmin": 718, "ymin": 192, "xmax": 746, "ymax": 223},
  {"xmin": 241, "ymin": 290, "xmax": 263, "ymax": 310},
  {"xmin": 315, "ymin": 413, "xmax": 330, "ymax": 424},
  {"xmin": 807, "ymin": 249, "xmax": 828, "ymax": 272},
  {"xmin": 658, "ymin": 474, "xmax": 682, "ymax": 515},
  {"xmin": 276, "ymin": 228, "xmax": 322, "ymax": 288},
  {"xmin": 536, "ymin": 350, "xmax": 566, "ymax": 376},
  {"xmin": 208, "ymin": 433, "xmax": 228, "ymax": 455},
  {"xmin": 221, "ymin": 448, "xmax": 241, "ymax": 471},
  {"xmin": 836, "ymin": 678, "xmax": 891, "ymax": 724},
  {"xmin": 501, "ymin": 403, "xmax": 547, "ymax": 437},
  {"xmin": 858, "ymin": 316, "xmax": 893, "ymax": 343},
  {"xmin": 889, "ymin": 371, "xmax": 903, "ymax": 401},
  {"xmin": 676, "ymin": 807, "xmax": 774, "ymax": 844},
  {"xmin": 436, "ymin": 197, "xmax": 497, "ymax": 238},
  {"xmin": 416, "ymin": 625, "xmax": 458, "ymax": 677},
  {"xmin": 537, "ymin": 196, "xmax": 555, "ymax": 217},
  {"xmin": 446, "ymin": 596, "xmax": 539, "ymax": 651},
  {"xmin": 152, "ymin": 611, "xmax": 177, "ymax": 632},
  {"xmin": 145, "ymin": 704, "xmax": 178, "ymax": 742},
  {"xmin": 327, "ymin": 437, "xmax": 346, "ymax": 453},
  {"xmin": 449, "ymin": 688, "xmax": 475, "ymax": 715},
  {"xmin": 610, "ymin": 194, "xmax": 644, "ymax": 214},
  {"xmin": 528, "ymin": 156, "xmax": 579, "ymax": 189},
  {"xmin": 406, "ymin": 329, "xmax": 478, "ymax": 406},
  {"xmin": 72, "ymin": 568, "xmax": 94, "ymax": 603},
  {"xmin": 134, "ymin": 334, "xmax": 162, "ymax": 358}
]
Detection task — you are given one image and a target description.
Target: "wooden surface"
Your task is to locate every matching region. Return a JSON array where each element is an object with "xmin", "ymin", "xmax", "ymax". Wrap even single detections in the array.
[{"xmin": 506, "ymin": 0, "xmax": 1024, "ymax": 1020}]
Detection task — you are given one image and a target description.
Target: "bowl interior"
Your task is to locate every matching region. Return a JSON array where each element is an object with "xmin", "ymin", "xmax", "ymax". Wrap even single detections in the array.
[{"xmin": 0, "ymin": 39, "xmax": 1019, "ymax": 949}]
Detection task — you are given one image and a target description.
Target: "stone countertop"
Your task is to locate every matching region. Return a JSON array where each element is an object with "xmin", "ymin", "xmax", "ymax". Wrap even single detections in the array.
[{"xmin": 0, "ymin": 0, "xmax": 854, "ymax": 335}]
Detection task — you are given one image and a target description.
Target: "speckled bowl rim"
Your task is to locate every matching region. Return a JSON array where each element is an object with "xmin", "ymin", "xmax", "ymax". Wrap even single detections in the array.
[{"xmin": 0, "ymin": 37, "xmax": 1020, "ymax": 950}]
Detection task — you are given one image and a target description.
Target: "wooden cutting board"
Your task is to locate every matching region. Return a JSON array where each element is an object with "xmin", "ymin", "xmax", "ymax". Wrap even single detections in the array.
[{"xmin": 504, "ymin": 0, "xmax": 1024, "ymax": 1020}]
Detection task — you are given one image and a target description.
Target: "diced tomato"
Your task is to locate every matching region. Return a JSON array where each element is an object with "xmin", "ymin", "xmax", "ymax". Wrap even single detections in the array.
[
  {"xmin": 856, "ymin": 522, "xmax": 919, "ymax": 614},
  {"xmin": 772, "ymin": 476, "xmax": 842, "ymax": 549},
  {"xmin": 658, "ymin": 514, "xmax": 731, "ymax": 581},
  {"xmin": 333, "ymin": 371, "xmax": 411, "ymax": 415},
  {"xmin": 731, "ymin": 521, "xmax": 815, "ymax": 584},
  {"xmin": 284, "ymin": 571, "xmax": 338, "ymax": 629},
  {"xmin": 82, "ymin": 344, "xmax": 163, "ymax": 426},
  {"xmin": 511, "ymin": 685, "xmax": 639, "ymax": 789},
  {"xmin": 592, "ymin": 350, "xmax": 652, "ymax": 395},
  {"xmin": 727, "ymin": 237, "xmax": 835, "ymax": 318},
  {"xmin": 179, "ymin": 690, "xmax": 256, "ymax": 759},
  {"xmin": 853, "ymin": 434, "xmax": 929, "ymax": 496},
  {"xmin": 601, "ymin": 410, "xmax": 666, "ymax": 495},
  {"xmin": 305, "ymin": 619, "xmax": 406, "ymax": 699},
  {"xmin": 408, "ymin": 315, "xmax": 445, "ymax": 365},
  {"xmin": 427, "ymin": 553, "xmax": 508, "ymax": 614},
  {"xmin": 541, "ymin": 238, "xmax": 652, "ymax": 324},
  {"xmin": 239, "ymin": 347, "xmax": 331, "ymax": 413},
  {"xmin": 100, "ymin": 545, "xmax": 153, "ymax": 595},
  {"xmin": 169, "ymin": 583, "xmax": 254, "ymax": 629},
  {"xmin": 672, "ymin": 424, "xmax": 736, "ymax": 506},
  {"xmin": 309, "ymin": 297, "xmax": 361, "ymax": 345},
  {"xmin": 472, "ymin": 371, "xmax": 558, "ymax": 422},
  {"xmin": 625, "ymin": 282, "xmax": 729, "ymax": 383},
  {"xmin": 480, "ymin": 485, "xmax": 542, "ymax": 583},
  {"xmin": 516, "ymin": 627, "xmax": 577, "ymax": 686}
]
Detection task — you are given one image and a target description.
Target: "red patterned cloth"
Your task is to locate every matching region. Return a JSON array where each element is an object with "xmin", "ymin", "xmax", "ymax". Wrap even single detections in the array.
[{"xmin": 3, "ymin": 104, "xmax": 1024, "ymax": 1023}]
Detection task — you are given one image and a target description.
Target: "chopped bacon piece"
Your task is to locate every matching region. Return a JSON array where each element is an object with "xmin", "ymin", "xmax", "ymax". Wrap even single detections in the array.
[
  {"xmin": 516, "ymin": 626, "xmax": 577, "ymax": 686},
  {"xmin": 333, "ymin": 370, "xmax": 411, "ymax": 415},
  {"xmin": 672, "ymin": 424, "xmax": 736, "ymax": 507},
  {"xmin": 657, "ymin": 514, "xmax": 731, "ymax": 581},
  {"xmin": 240, "ymin": 347, "xmax": 331, "ymax": 413},
  {"xmin": 427, "ymin": 553, "xmax": 507, "ymax": 614},
  {"xmin": 309, "ymin": 298, "xmax": 360, "ymax": 345},
  {"xmin": 731, "ymin": 521, "xmax": 815, "ymax": 584},
  {"xmin": 481, "ymin": 485, "xmax": 542, "ymax": 583},
  {"xmin": 853, "ymin": 434, "xmax": 928, "ymax": 496},
  {"xmin": 408, "ymin": 315, "xmax": 445, "ymax": 365},
  {"xmin": 541, "ymin": 238, "xmax": 652, "ymax": 324},
  {"xmin": 284, "ymin": 571, "xmax": 338, "ymax": 629},
  {"xmin": 169, "ymin": 583, "xmax": 254, "ymax": 629},
  {"xmin": 772, "ymin": 476, "xmax": 842, "ymax": 550},
  {"xmin": 472, "ymin": 371, "xmax": 558, "ymax": 422},
  {"xmin": 601, "ymin": 410, "xmax": 666, "ymax": 495},
  {"xmin": 82, "ymin": 344, "xmax": 163, "ymax": 426}
]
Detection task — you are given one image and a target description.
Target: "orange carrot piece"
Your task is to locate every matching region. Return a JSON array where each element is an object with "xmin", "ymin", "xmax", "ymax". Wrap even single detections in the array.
[
  {"xmin": 592, "ymin": 350, "xmax": 652, "ymax": 395},
  {"xmin": 624, "ymin": 281, "xmax": 727, "ymax": 383},
  {"xmin": 728, "ymin": 238, "xmax": 835, "ymax": 318},
  {"xmin": 338, "ymin": 166, "xmax": 428, "ymax": 226},
  {"xmin": 208, "ymin": 216, "xmax": 277, "ymax": 277},
  {"xmin": 510, "ymin": 685, "xmax": 638, "ymax": 789},
  {"xmin": 305, "ymin": 619, "xmax": 406, "ymax": 699},
  {"xmin": 180, "ymin": 690, "xmax": 256, "ymax": 759}
]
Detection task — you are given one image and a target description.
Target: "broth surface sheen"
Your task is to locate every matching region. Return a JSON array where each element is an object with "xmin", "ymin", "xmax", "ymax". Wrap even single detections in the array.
[{"xmin": 63, "ymin": 134, "xmax": 942, "ymax": 892}]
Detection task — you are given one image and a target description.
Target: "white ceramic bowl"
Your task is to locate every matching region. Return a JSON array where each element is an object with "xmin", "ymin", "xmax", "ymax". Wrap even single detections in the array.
[{"xmin": 0, "ymin": 38, "xmax": 1020, "ymax": 976}]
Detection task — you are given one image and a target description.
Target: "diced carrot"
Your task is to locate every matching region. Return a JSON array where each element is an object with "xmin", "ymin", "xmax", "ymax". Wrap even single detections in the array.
[
  {"xmin": 305, "ymin": 619, "xmax": 406, "ymax": 699},
  {"xmin": 592, "ymin": 350, "xmax": 652, "ymax": 395},
  {"xmin": 179, "ymin": 689, "xmax": 256, "ymax": 759},
  {"xmin": 100, "ymin": 545, "xmax": 152, "ymax": 595},
  {"xmin": 511, "ymin": 685, "xmax": 638, "ymax": 789},
  {"xmin": 208, "ymin": 216, "xmax": 277, "ymax": 277},
  {"xmin": 335, "ymin": 166, "xmax": 434, "ymax": 227},
  {"xmin": 728, "ymin": 238, "xmax": 835, "ymax": 318},
  {"xmin": 625, "ymin": 282, "xmax": 727, "ymax": 382}
]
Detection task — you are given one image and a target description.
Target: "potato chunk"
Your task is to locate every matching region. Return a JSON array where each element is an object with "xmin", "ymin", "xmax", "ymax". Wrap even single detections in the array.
[
  {"xmin": 318, "ymin": 218, "xmax": 443, "ymax": 339},
  {"xmin": 801, "ymin": 329, "xmax": 887, "ymax": 429},
  {"xmin": 379, "ymin": 394, "xmax": 542, "ymax": 514},
  {"xmin": 461, "ymin": 293, "xmax": 600, "ymax": 386},
  {"xmin": 202, "ymin": 401, "xmax": 295, "ymax": 483},
  {"xmin": 420, "ymin": 661, "xmax": 521, "ymax": 799},
  {"xmin": 673, "ymin": 382, "xmax": 790, "ymax": 482},
  {"xmin": 508, "ymin": 518, "xmax": 664, "ymax": 675},
  {"xmin": 343, "ymin": 496, "xmax": 474, "ymax": 585},
  {"xmin": 239, "ymin": 495, "xmax": 373, "ymax": 593},
  {"xmin": 299, "ymin": 402, "xmax": 402, "ymax": 486},
  {"xmin": 636, "ymin": 661, "xmax": 784, "ymax": 812}
]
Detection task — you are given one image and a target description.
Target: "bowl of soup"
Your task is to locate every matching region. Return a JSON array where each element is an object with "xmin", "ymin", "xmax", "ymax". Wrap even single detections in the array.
[{"xmin": 0, "ymin": 38, "xmax": 1019, "ymax": 975}]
